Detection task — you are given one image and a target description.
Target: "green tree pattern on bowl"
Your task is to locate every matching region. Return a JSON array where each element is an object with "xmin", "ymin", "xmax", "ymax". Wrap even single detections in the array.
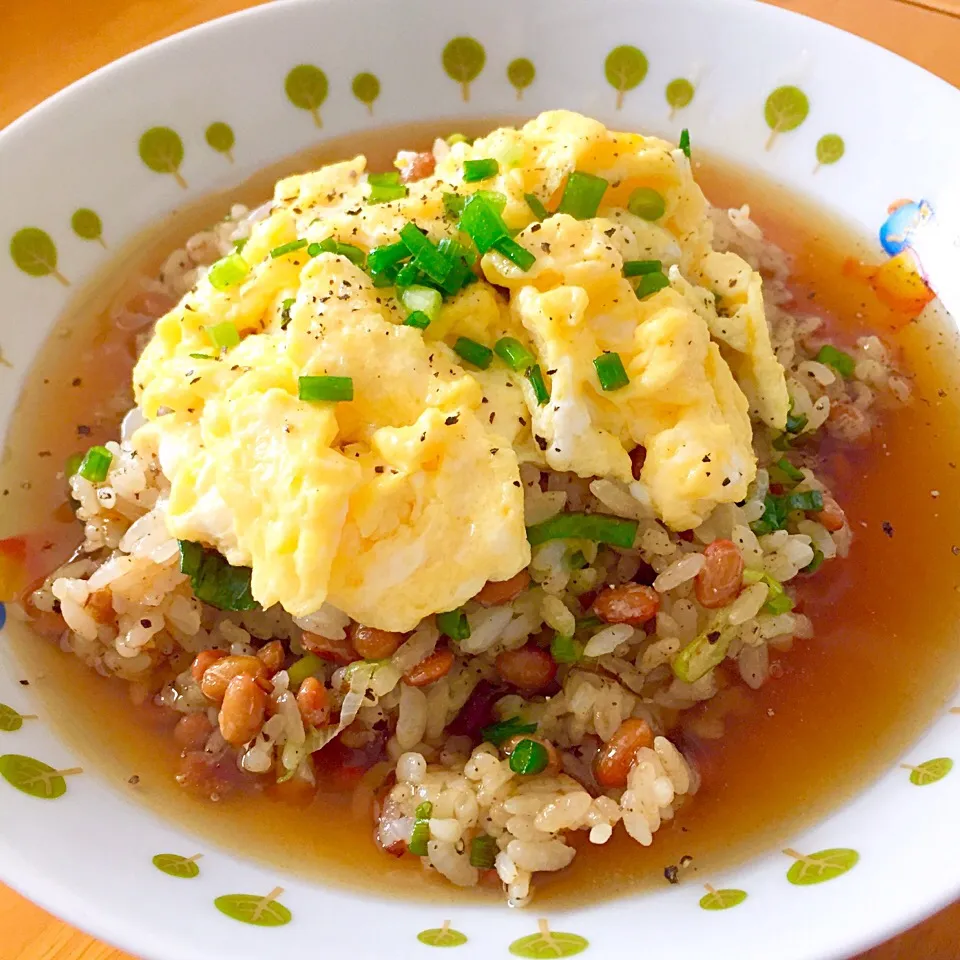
[
  {"xmin": 0, "ymin": 754, "xmax": 82, "ymax": 799},
  {"xmin": 665, "ymin": 78, "xmax": 695, "ymax": 117},
  {"xmin": 417, "ymin": 921, "xmax": 468, "ymax": 947},
  {"xmin": 815, "ymin": 133, "xmax": 845, "ymax": 170},
  {"xmin": 9, "ymin": 228, "xmax": 69, "ymax": 285},
  {"xmin": 285, "ymin": 65, "xmax": 329, "ymax": 128},
  {"xmin": 442, "ymin": 37, "xmax": 486, "ymax": 102},
  {"xmin": 507, "ymin": 58, "xmax": 535, "ymax": 100},
  {"xmin": 152, "ymin": 853, "xmax": 203, "ymax": 879},
  {"xmin": 214, "ymin": 888, "xmax": 292, "ymax": 927},
  {"xmin": 901, "ymin": 757, "xmax": 953, "ymax": 786},
  {"xmin": 70, "ymin": 209, "xmax": 105, "ymax": 246},
  {"xmin": 764, "ymin": 86, "xmax": 809, "ymax": 150},
  {"xmin": 605, "ymin": 45, "xmax": 648, "ymax": 109},
  {"xmin": 509, "ymin": 919, "xmax": 588, "ymax": 958},
  {"xmin": 784, "ymin": 847, "xmax": 859, "ymax": 885},
  {"xmin": 352, "ymin": 72, "xmax": 380, "ymax": 114},
  {"xmin": 139, "ymin": 127, "xmax": 187, "ymax": 188},
  {"xmin": 0, "ymin": 704, "xmax": 36, "ymax": 732},
  {"xmin": 205, "ymin": 122, "xmax": 236, "ymax": 162},
  {"xmin": 699, "ymin": 884, "xmax": 748, "ymax": 911}
]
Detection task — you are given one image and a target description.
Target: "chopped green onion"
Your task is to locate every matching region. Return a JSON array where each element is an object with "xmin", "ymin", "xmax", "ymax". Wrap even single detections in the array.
[
  {"xmin": 403, "ymin": 310, "xmax": 431, "ymax": 330},
  {"xmin": 436, "ymin": 237, "xmax": 476, "ymax": 295},
  {"xmin": 494, "ymin": 337, "xmax": 535, "ymax": 372},
  {"xmin": 672, "ymin": 625, "xmax": 734, "ymax": 683},
  {"xmin": 509, "ymin": 739, "xmax": 549, "ymax": 775},
  {"xmin": 207, "ymin": 253, "xmax": 249, "ymax": 290},
  {"xmin": 550, "ymin": 633, "xmax": 583, "ymax": 664},
  {"xmin": 623, "ymin": 259, "xmax": 662, "ymax": 277},
  {"xmin": 399, "ymin": 285, "xmax": 443, "ymax": 321},
  {"xmin": 557, "ymin": 171, "xmax": 608, "ymax": 220},
  {"xmin": 481, "ymin": 716, "xmax": 537, "ymax": 746},
  {"xmin": 524, "ymin": 193, "xmax": 549, "ymax": 221},
  {"xmin": 576, "ymin": 614, "xmax": 604, "ymax": 631},
  {"xmin": 492, "ymin": 236, "xmax": 536, "ymax": 271},
  {"xmin": 189, "ymin": 353, "xmax": 214, "ymax": 360},
  {"xmin": 469, "ymin": 834, "xmax": 498, "ymax": 869},
  {"xmin": 287, "ymin": 654, "xmax": 324, "ymax": 688},
  {"xmin": 594, "ymin": 351, "xmax": 630, "ymax": 391},
  {"xmin": 476, "ymin": 190, "xmax": 507, "ymax": 213},
  {"xmin": 369, "ymin": 171, "xmax": 402, "ymax": 186},
  {"xmin": 437, "ymin": 608, "xmax": 471, "ymax": 641},
  {"xmin": 454, "ymin": 337, "xmax": 493, "ymax": 369},
  {"xmin": 177, "ymin": 540, "xmax": 258, "ymax": 612},
  {"xmin": 78, "ymin": 445, "xmax": 112, "ymax": 482},
  {"xmin": 765, "ymin": 591, "xmax": 795, "ymax": 615},
  {"xmin": 399, "ymin": 223, "xmax": 452, "ymax": 284},
  {"xmin": 815, "ymin": 344, "xmax": 855, "ymax": 378},
  {"xmin": 307, "ymin": 237, "xmax": 367, "ymax": 267},
  {"xmin": 368, "ymin": 182, "xmax": 408, "ymax": 204},
  {"xmin": 635, "ymin": 270, "xmax": 671, "ymax": 300},
  {"xmin": 772, "ymin": 433, "xmax": 794, "ymax": 452},
  {"xmin": 298, "ymin": 375, "xmax": 354, "ymax": 403},
  {"xmin": 442, "ymin": 192, "xmax": 466, "ymax": 220},
  {"xmin": 526, "ymin": 364, "xmax": 550, "ymax": 405},
  {"xmin": 437, "ymin": 236, "xmax": 477, "ymax": 267},
  {"xmin": 459, "ymin": 193, "xmax": 509, "ymax": 253},
  {"xmin": 280, "ymin": 297, "xmax": 295, "ymax": 330},
  {"xmin": 679, "ymin": 128, "xmax": 691, "ymax": 158},
  {"xmin": 803, "ymin": 546, "xmax": 825, "ymax": 575},
  {"xmin": 232, "ymin": 238, "xmax": 248, "ymax": 253},
  {"xmin": 65, "ymin": 452, "xmax": 83, "ymax": 480},
  {"xmin": 463, "ymin": 158, "xmax": 500, "ymax": 182},
  {"xmin": 394, "ymin": 261, "xmax": 422, "ymax": 289},
  {"xmin": 750, "ymin": 493, "xmax": 789, "ymax": 535},
  {"xmin": 526, "ymin": 512, "xmax": 638, "ymax": 549},
  {"xmin": 206, "ymin": 321, "xmax": 240, "ymax": 351},
  {"xmin": 368, "ymin": 241, "xmax": 410, "ymax": 283},
  {"xmin": 773, "ymin": 457, "xmax": 804, "ymax": 483},
  {"xmin": 785, "ymin": 410, "xmax": 808, "ymax": 434},
  {"xmin": 408, "ymin": 800, "xmax": 433, "ymax": 856},
  {"xmin": 307, "ymin": 241, "xmax": 324, "ymax": 257},
  {"xmin": 270, "ymin": 238, "xmax": 308, "ymax": 259},
  {"xmin": 567, "ymin": 550, "xmax": 588, "ymax": 570},
  {"xmin": 785, "ymin": 489, "xmax": 824, "ymax": 512},
  {"xmin": 627, "ymin": 187, "xmax": 666, "ymax": 221}
]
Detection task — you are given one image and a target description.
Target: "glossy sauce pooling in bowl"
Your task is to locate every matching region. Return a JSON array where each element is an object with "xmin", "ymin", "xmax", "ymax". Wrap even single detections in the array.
[{"xmin": 3, "ymin": 121, "xmax": 960, "ymax": 905}]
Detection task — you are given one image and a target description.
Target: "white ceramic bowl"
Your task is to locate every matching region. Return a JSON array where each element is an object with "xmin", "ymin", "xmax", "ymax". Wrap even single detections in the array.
[{"xmin": 1, "ymin": 1, "xmax": 959, "ymax": 957}]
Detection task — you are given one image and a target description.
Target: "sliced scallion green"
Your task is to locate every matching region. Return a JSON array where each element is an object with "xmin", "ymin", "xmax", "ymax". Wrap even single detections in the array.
[
  {"xmin": 550, "ymin": 633, "xmax": 583, "ymax": 664},
  {"xmin": 679, "ymin": 128, "xmax": 691, "ymax": 158},
  {"xmin": 494, "ymin": 337, "xmax": 535, "ymax": 372},
  {"xmin": 177, "ymin": 540, "xmax": 258, "ymax": 611},
  {"xmin": 287, "ymin": 654, "xmax": 324, "ymax": 688},
  {"xmin": 773, "ymin": 457, "xmax": 804, "ymax": 483},
  {"xmin": 454, "ymin": 336, "xmax": 493, "ymax": 369},
  {"xmin": 627, "ymin": 187, "xmax": 666, "ymax": 221},
  {"xmin": 815, "ymin": 344, "xmax": 855, "ymax": 378},
  {"xmin": 189, "ymin": 353, "xmax": 214, "ymax": 360},
  {"xmin": 750, "ymin": 493, "xmax": 789, "ymax": 535},
  {"xmin": 593, "ymin": 351, "xmax": 630, "ymax": 391},
  {"xmin": 672, "ymin": 625, "xmax": 733, "ymax": 683},
  {"xmin": 408, "ymin": 800, "xmax": 433, "ymax": 856},
  {"xmin": 481, "ymin": 716, "xmax": 537, "ymax": 746},
  {"xmin": 785, "ymin": 410, "xmax": 809, "ymax": 434},
  {"xmin": 270, "ymin": 238, "xmax": 308, "ymax": 259},
  {"xmin": 524, "ymin": 193, "xmax": 549, "ymax": 221},
  {"xmin": 403, "ymin": 310, "xmax": 431, "ymax": 330},
  {"xmin": 509, "ymin": 738, "xmax": 549, "ymax": 775},
  {"xmin": 78, "ymin": 445, "xmax": 112, "ymax": 483},
  {"xmin": 459, "ymin": 193, "xmax": 509, "ymax": 253},
  {"xmin": 623, "ymin": 259, "xmax": 662, "ymax": 277},
  {"xmin": 298, "ymin": 375, "xmax": 354, "ymax": 403},
  {"xmin": 280, "ymin": 297, "xmax": 295, "ymax": 330},
  {"xmin": 492, "ymin": 236, "xmax": 535, "ymax": 271},
  {"xmin": 368, "ymin": 241, "xmax": 410, "ymax": 284},
  {"xmin": 442, "ymin": 192, "xmax": 466, "ymax": 220},
  {"xmin": 207, "ymin": 253, "xmax": 249, "ymax": 290},
  {"xmin": 369, "ymin": 171, "xmax": 402, "ymax": 186},
  {"xmin": 635, "ymin": 271, "xmax": 671, "ymax": 300},
  {"xmin": 556, "ymin": 171, "xmax": 608, "ymax": 220},
  {"xmin": 469, "ymin": 834, "xmax": 498, "ymax": 869},
  {"xmin": 206, "ymin": 321, "xmax": 240, "ymax": 351},
  {"xmin": 463, "ymin": 158, "xmax": 500, "ymax": 182},
  {"xmin": 368, "ymin": 182, "xmax": 408, "ymax": 205},
  {"xmin": 394, "ymin": 261, "xmax": 422, "ymax": 289},
  {"xmin": 232, "ymin": 238, "xmax": 248, "ymax": 253},
  {"xmin": 399, "ymin": 223, "xmax": 452, "ymax": 284},
  {"xmin": 526, "ymin": 512, "xmax": 638, "ymax": 549},
  {"xmin": 526, "ymin": 364, "xmax": 550, "ymax": 405},
  {"xmin": 784, "ymin": 489, "xmax": 824, "ymax": 512},
  {"xmin": 804, "ymin": 546, "xmax": 825, "ymax": 574},
  {"xmin": 437, "ymin": 608, "xmax": 470, "ymax": 641}
]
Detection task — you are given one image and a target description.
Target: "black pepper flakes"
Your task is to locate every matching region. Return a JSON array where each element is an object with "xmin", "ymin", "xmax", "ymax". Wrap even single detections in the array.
[
  {"xmin": 663, "ymin": 865, "xmax": 680, "ymax": 885},
  {"xmin": 444, "ymin": 415, "xmax": 460, "ymax": 426},
  {"xmin": 882, "ymin": 521, "xmax": 894, "ymax": 538}
]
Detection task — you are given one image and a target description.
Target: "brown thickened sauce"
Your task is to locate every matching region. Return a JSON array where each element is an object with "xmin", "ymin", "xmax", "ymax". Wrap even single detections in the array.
[{"xmin": 3, "ymin": 121, "xmax": 959, "ymax": 906}]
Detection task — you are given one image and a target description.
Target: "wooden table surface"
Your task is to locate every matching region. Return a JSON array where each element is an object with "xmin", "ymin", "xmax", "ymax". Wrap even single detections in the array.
[{"xmin": 1, "ymin": 0, "xmax": 959, "ymax": 957}]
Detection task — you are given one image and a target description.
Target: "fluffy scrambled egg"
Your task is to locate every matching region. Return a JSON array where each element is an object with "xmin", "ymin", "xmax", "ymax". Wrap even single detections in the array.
[{"xmin": 133, "ymin": 111, "xmax": 787, "ymax": 630}]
